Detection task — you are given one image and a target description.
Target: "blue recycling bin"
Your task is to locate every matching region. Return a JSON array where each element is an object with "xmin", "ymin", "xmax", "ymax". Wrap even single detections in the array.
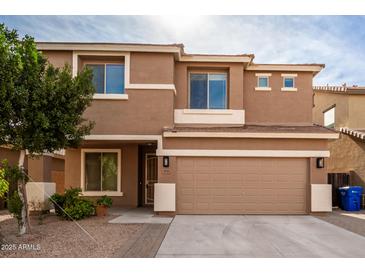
[{"xmin": 338, "ymin": 186, "xmax": 363, "ymax": 211}]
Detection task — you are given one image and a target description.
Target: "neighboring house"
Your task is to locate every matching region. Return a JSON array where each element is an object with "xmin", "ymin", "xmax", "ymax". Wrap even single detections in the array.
[
  {"xmin": 313, "ymin": 85, "xmax": 365, "ymax": 189},
  {"xmin": 35, "ymin": 42, "xmax": 338, "ymax": 215},
  {"xmin": 0, "ymin": 146, "xmax": 65, "ymax": 208}
]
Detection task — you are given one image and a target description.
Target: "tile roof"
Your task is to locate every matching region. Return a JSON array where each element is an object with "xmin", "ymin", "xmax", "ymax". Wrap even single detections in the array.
[
  {"xmin": 340, "ymin": 127, "xmax": 365, "ymax": 140},
  {"xmin": 165, "ymin": 124, "xmax": 336, "ymax": 134},
  {"xmin": 314, "ymin": 85, "xmax": 365, "ymax": 95}
]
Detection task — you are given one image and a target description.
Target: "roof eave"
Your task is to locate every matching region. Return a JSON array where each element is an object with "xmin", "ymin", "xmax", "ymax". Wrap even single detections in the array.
[
  {"xmin": 36, "ymin": 42, "xmax": 255, "ymax": 64},
  {"xmin": 246, "ymin": 64, "xmax": 325, "ymax": 75}
]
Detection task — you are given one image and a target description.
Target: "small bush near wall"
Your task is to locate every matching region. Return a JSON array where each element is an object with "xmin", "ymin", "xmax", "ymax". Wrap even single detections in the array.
[
  {"xmin": 50, "ymin": 188, "xmax": 95, "ymax": 220},
  {"xmin": 7, "ymin": 191, "xmax": 23, "ymax": 223}
]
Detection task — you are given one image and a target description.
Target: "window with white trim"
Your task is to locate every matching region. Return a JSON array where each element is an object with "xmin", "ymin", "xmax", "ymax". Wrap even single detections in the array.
[
  {"xmin": 324, "ymin": 106, "xmax": 335, "ymax": 128},
  {"xmin": 189, "ymin": 73, "xmax": 227, "ymax": 109},
  {"xmin": 283, "ymin": 76, "xmax": 295, "ymax": 88},
  {"xmin": 258, "ymin": 76, "xmax": 269, "ymax": 88},
  {"xmin": 84, "ymin": 151, "xmax": 119, "ymax": 191},
  {"xmin": 87, "ymin": 64, "xmax": 125, "ymax": 94}
]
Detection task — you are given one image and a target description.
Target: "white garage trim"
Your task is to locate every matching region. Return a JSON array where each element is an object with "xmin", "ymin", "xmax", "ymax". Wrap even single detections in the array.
[{"xmin": 157, "ymin": 149, "xmax": 330, "ymax": 157}]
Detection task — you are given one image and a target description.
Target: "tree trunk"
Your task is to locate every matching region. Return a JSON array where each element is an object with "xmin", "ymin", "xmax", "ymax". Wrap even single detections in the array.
[{"xmin": 18, "ymin": 150, "xmax": 30, "ymax": 235}]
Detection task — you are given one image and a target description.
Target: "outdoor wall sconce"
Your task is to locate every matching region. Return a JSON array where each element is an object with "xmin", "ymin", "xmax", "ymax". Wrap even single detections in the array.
[
  {"xmin": 316, "ymin": 157, "xmax": 325, "ymax": 168},
  {"xmin": 163, "ymin": 156, "xmax": 170, "ymax": 168}
]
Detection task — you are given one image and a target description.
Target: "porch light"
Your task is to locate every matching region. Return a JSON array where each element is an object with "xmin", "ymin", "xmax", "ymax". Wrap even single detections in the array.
[
  {"xmin": 316, "ymin": 157, "xmax": 324, "ymax": 168},
  {"xmin": 163, "ymin": 156, "xmax": 170, "ymax": 168}
]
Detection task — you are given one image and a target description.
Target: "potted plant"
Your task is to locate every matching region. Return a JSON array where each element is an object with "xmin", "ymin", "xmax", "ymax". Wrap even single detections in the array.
[{"xmin": 96, "ymin": 195, "xmax": 113, "ymax": 217}]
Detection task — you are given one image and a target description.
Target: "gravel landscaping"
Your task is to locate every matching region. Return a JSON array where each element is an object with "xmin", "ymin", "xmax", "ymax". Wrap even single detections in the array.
[
  {"xmin": 0, "ymin": 210, "xmax": 143, "ymax": 258},
  {"xmin": 313, "ymin": 209, "xmax": 365, "ymax": 237}
]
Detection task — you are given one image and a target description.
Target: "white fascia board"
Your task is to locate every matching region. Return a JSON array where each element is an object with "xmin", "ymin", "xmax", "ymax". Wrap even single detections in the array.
[
  {"xmin": 156, "ymin": 149, "xmax": 330, "ymax": 158},
  {"xmin": 247, "ymin": 65, "xmax": 323, "ymax": 73},
  {"xmin": 83, "ymin": 135, "xmax": 163, "ymax": 151},
  {"xmin": 93, "ymin": 94, "xmax": 129, "ymax": 100},
  {"xmin": 37, "ymin": 43, "xmax": 181, "ymax": 54},
  {"xmin": 180, "ymin": 55, "xmax": 252, "ymax": 63}
]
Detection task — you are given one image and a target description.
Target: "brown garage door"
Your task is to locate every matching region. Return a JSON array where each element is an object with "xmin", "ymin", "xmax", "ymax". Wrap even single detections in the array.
[{"xmin": 176, "ymin": 157, "xmax": 308, "ymax": 214}]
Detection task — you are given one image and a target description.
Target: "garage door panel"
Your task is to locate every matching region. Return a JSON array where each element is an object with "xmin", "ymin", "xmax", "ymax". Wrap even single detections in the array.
[
  {"xmin": 244, "ymin": 175, "xmax": 261, "ymax": 188},
  {"xmin": 262, "ymin": 174, "xmax": 275, "ymax": 183},
  {"xmin": 176, "ymin": 157, "xmax": 308, "ymax": 214},
  {"xmin": 211, "ymin": 189, "xmax": 244, "ymax": 198},
  {"xmin": 228, "ymin": 173, "xmax": 243, "ymax": 182},
  {"xmin": 195, "ymin": 188, "xmax": 212, "ymax": 195},
  {"xmin": 180, "ymin": 188, "xmax": 194, "ymax": 196},
  {"xmin": 212, "ymin": 174, "xmax": 230, "ymax": 183},
  {"xmin": 276, "ymin": 181, "xmax": 306, "ymax": 189},
  {"xmin": 178, "ymin": 173, "xmax": 194, "ymax": 183},
  {"xmin": 178, "ymin": 158, "xmax": 195, "ymax": 170},
  {"xmin": 213, "ymin": 195, "xmax": 243, "ymax": 204},
  {"xmin": 194, "ymin": 158, "xmax": 211, "ymax": 170}
]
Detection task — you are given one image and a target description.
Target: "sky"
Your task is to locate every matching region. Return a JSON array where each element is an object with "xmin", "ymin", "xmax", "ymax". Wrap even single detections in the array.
[{"xmin": 1, "ymin": 15, "xmax": 365, "ymax": 86}]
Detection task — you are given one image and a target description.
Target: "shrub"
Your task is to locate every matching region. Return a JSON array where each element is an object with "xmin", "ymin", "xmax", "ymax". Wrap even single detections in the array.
[
  {"xmin": 0, "ymin": 167, "xmax": 9, "ymax": 199},
  {"xmin": 0, "ymin": 159, "xmax": 25, "ymax": 197},
  {"xmin": 49, "ymin": 193, "xmax": 66, "ymax": 216},
  {"xmin": 64, "ymin": 199, "xmax": 95, "ymax": 220},
  {"xmin": 96, "ymin": 195, "xmax": 113, "ymax": 208},
  {"xmin": 7, "ymin": 191, "xmax": 23, "ymax": 223},
  {"xmin": 49, "ymin": 187, "xmax": 95, "ymax": 220}
]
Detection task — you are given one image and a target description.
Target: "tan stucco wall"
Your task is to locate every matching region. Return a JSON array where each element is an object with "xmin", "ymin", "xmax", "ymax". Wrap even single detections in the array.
[
  {"xmin": 52, "ymin": 157, "xmax": 65, "ymax": 172},
  {"xmin": 83, "ymin": 89, "xmax": 174, "ymax": 135},
  {"xmin": 42, "ymin": 50, "xmax": 318, "ymax": 131},
  {"xmin": 0, "ymin": 147, "xmax": 27, "ymax": 168},
  {"xmin": 244, "ymin": 71, "xmax": 313, "ymax": 125},
  {"xmin": 28, "ymin": 155, "xmax": 64, "ymax": 182},
  {"xmin": 64, "ymin": 149, "xmax": 81, "ymax": 190},
  {"xmin": 28, "ymin": 156, "xmax": 48, "ymax": 182},
  {"xmin": 313, "ymin": 92, "xmax": 349, "ymax": 128},
  {"xmin": 158, "ymin": 156, "xmax": 177, "ymax": 184},
  {"xmin": 163, "ymin": 137, "xmax": 328, "ymax": 150},
  {"xmin": 309, "ymin": 157, "xmax": 327, "ymax": 184},
  {"xmin": 326, "ymin": 134, "xmax": 365, "ymax": 188},
  {"xmin": 65, "ymin": 144, "xmax": 138, "ymax": 207},
  {"xmin": 348, "ymin": 95, "xmax": 365, "ymax": 128},
  {"xmin": 174, "ymin": 62, "xmax": 245, "ymax": 110},
  {"xmin": 130, "ymin": 52, "xmax": 174, "ymax": 84},
  {"xmin": 42, "ymin": 50, "xmax": 73, "ymax": 69}
]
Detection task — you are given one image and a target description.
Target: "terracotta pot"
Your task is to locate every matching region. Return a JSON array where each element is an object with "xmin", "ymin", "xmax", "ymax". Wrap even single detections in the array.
[{"xmin": 96, "ymin": 205, "xmax": 108, "ymax": 217}]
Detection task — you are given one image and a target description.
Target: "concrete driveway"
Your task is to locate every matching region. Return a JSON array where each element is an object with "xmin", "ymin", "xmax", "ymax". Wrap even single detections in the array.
[{"xmin": 156, "ymin": 215, "xmax": 365, "ymax": 257}]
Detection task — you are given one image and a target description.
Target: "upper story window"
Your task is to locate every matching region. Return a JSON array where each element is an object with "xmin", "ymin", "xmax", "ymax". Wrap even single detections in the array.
[
  {"xmin": 324, "ymin": 106, "xmax": 335, "ymax": 128},
  {"xmin": 87, "ymin": 64, "xmax": 125, "ymax": 94},
  {"xmin": 189, "ymin": 73, "xmax": 227, "ymax": 109},
  {"xmin": 255, "ymin": 73, "xmax": 271, "ymax": 91},
  {"xmin": 284, "ymin": 77, "xmax": 294, "ymax": 88},
  {"xmin": 281, "ymin": 74, "xmax": 297, "ymax": 91},
  {"xmin": 258, "ymin": 76, "xmax": 269, "ymax": 87}
]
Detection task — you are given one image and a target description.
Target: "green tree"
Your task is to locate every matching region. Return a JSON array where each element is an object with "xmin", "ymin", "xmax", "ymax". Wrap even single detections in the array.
[{"xmin": 0, "ymin": 24, "xmax": 95, "ymax": 234}]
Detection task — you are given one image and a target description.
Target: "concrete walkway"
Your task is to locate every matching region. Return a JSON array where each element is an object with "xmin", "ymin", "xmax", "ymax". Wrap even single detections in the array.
[
  {"xmin": 113, "ymin": 223, "xmax": 170, "ymax": 258},
  {"xmin": 109, "ymin": 207, "xmax": 173, "ymax": 224},
  {"xmin": 157, "ymin": 215, "xmax": 365, "ymax": 258}
]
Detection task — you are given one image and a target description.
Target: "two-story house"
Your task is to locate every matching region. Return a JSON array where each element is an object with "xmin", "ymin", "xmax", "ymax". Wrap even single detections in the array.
[
  {"xmin": 313, "ymin": 85, "xmax": 365, "ymax": 191},
  {"xmin": 36, "ymin": 42, "xmax": 338, "ymax": 215}
]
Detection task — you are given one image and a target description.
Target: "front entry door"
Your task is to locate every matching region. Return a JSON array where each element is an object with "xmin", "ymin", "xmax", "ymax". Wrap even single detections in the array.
[{"xmin": 145, "ymin": 153, "xmax": 158, "ymax": 205}]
